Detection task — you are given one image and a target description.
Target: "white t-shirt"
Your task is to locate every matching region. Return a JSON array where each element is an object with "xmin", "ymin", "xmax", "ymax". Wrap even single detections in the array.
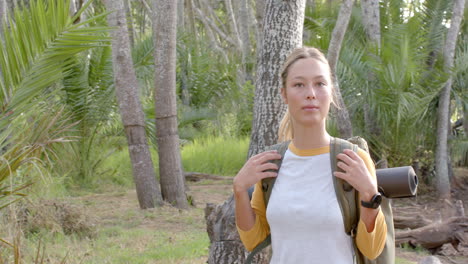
[{"xmin": 266, "ymin": 148, "xmax": 354, "ymax": 264}]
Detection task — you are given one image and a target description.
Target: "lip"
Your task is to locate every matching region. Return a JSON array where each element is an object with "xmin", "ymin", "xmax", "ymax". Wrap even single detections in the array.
[{"xmin": 302, "ymin": 105, "xmax": 319, "ymax": 111}]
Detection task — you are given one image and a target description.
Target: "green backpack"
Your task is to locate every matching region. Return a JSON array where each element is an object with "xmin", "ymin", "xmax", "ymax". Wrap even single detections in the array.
[{"xmin": 245, "ymin": 137, "xmax": 395, "ymax": 264}]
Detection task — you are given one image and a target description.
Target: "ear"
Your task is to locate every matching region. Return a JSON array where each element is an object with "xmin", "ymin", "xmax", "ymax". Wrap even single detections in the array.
[{"xmin": 280, "ymin": 88, "xmax": 288, "ymax": 104}]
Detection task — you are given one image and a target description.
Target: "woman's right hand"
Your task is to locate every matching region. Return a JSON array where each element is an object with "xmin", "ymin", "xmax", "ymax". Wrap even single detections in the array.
[{"xmin": 233, "ymin": 150, "xmax": 282, "ymax": 193}]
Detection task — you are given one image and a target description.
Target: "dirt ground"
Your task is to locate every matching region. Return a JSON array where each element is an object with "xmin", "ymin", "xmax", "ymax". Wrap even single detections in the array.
[{"xmin": 72, "ymin": 169, "xmax": 468, "ymax": 264}]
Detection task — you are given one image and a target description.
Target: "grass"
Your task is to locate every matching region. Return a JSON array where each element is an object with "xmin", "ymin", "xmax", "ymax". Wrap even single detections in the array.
[
  {"xmin": 396, "ymin": 257, "xmax": 417, "ymax": 264},
  {"xmin": 0, "ymin": 191, "xmax": 212, "ymax": 263},
  {"xmin": 181, "ymin": 136, "xmax": 249, "ymax": 176}
]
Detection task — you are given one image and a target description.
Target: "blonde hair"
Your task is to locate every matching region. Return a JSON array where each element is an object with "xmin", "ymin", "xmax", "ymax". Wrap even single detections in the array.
[{"xmin": 278, "ymin": 47, "xmax": 337, "ymax": 142}]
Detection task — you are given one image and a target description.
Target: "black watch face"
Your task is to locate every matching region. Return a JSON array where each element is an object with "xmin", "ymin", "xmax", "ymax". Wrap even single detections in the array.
[{"xmin": 373, "ymin": 194, "xmax": 382, "ymax": 207}]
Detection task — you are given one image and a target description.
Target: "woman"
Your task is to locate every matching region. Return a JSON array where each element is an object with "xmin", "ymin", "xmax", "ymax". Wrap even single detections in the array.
[{"xmin": 233, "ymin": 47, "xmax": 387, "ymax": 263}]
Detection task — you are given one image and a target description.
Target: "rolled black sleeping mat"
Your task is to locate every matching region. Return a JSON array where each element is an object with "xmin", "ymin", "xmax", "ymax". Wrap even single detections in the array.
[
  {"xmin": 376, "ymin": 166, "xmax": 418, "ymax": 198},
  {"xmin": 247, "ymin": 166, "xmax": 418, "ymax": 200}
]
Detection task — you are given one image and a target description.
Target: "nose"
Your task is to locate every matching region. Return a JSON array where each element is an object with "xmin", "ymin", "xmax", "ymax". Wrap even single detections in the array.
[{"xmin": 306, "ymin": 85, "xmax": 316, "ymax": 100}]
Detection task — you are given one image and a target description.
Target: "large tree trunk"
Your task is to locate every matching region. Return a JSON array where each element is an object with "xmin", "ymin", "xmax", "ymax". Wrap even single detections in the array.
[
  {"xmin": 435, "ymin": 0, "xmax": 466, "ymax": 198},
  {"xmin": 205, "ymin": 197, "xmax": 269, "ymax": 264},
  {"xmin": 327, "ymin": 0, "xmax": 354, "ymax": 138},
  {"xmin": 248, "ymin": 0, "xmax": 306, "ymax": 157},
  {"xmin": 206, "ymin": 1, "xmax": 306, "ymax": 263},
  {"xmin": 153, "ymin": 0, "xmax": 189, "ymax": 209},
  {"xmin": 105, "ymin": 0, "xmax": 163, "ymax": 209}
]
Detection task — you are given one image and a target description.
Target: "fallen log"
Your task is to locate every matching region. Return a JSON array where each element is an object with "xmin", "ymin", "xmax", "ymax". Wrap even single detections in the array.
[
  {"xmin": 184, "ymin": 172, "xmax": 229, "ymax": 182},
  {"xmin": 395, "ymin": 216, "xmax": 468, "ymax": 252},
  {"xmin": 394, "ymin": 214, "xmax": 432, "ymax": 230}
]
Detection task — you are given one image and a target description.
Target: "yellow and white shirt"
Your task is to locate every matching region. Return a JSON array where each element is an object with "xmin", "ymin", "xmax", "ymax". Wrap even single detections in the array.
[{"xmin": 237, "ymin": 142, "xmax": 387, "ymax": 263}]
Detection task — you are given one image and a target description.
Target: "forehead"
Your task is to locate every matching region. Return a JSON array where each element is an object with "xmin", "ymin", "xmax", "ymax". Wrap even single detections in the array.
[{"xmin": 287, "ymin": 57, "xmax": 330, "ymax": 80}]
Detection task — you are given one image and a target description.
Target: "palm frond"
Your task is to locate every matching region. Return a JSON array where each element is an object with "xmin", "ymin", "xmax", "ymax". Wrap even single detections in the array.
[{"xmin": 0, "ymin": 0, "xmax": 110, "ymax": 120}]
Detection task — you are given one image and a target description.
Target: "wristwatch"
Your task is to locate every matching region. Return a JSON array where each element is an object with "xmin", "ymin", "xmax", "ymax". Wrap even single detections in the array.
[{"xmin": 361, "ymin": 192, "xmax": 382, "ymax": 209}]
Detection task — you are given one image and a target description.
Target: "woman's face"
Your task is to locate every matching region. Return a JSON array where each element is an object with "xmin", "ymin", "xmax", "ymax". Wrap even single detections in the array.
[{"xmin": 281, "ymin": 57, "xmax": 332, "ymax": 128}]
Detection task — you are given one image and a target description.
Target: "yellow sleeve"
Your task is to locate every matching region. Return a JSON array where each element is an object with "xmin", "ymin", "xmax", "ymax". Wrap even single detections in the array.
[
  {"xmin": 236, "ymin": 181, "xmax": 271, "ymax": 251},
  {"xmin": 355, "ymin": 148, "xmax": 387, "ymax": 260}
]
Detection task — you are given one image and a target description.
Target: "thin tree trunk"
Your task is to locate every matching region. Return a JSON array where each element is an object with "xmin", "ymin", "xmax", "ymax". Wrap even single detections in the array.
[
  {"xmin": 185, "ymin": 0, "xmax": 198, "ymax": 50},
  {"xmin": 105, "ymin": 0, "xmax": 163, "ymax": 209},
  {"xmin": 178, "ymin": 0, "xmax": 185, "ymax": 29},
  {"xmin": 224, "ymin": 0, "xmax": 243, "ymax": 51},
  {"xmin": 255, "ymin": 0, "xmax": 266, "ymax": 52},
  {"xmin": 248, "ymin": 0, "xmax": 306, "ymax": 157},
  {"xmin": 123, "ymin": 0, "xmax": 135, "ymax": 47},
  {"xmin": 435, "ymin": 0, "xmax": 466, "ymax": 198},
  {"xmin": 153, "ymin": 0, "xmax": 189, "ymax": 209},
  {"xmin": 464, "ymin": 104, "xmax": 468, "ymax": 136},
  {"xmin": 361, "ymin": 0, "xmax": 381, "ymax": 50},
  {"xmin": 360, "ymin": 0, "xmax": 383, "ymax": 161},
  {"xmin": 239, "ymin": 0, "xmax": 253, "ymax": 82},
  {"xmin": 327, "ymin": 0, "xmax": 354, "ymax": 138}
]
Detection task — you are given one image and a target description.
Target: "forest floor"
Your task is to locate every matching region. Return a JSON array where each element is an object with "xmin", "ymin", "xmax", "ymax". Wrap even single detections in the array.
[{"xmin": 4, "ymin": 169, "xmax": 468, "ymax": 263}]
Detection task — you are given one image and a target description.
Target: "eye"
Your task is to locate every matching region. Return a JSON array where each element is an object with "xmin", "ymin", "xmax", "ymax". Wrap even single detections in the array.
[
  {"xmin": 293, "ymin": 83, "xmax": 304, "ymax": 88},
  {"xmin": 316, "ymin": 82, "xmax": 327, "ymax": 87}
]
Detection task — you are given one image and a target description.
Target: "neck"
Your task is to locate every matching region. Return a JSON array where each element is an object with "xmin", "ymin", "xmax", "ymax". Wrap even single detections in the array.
[{"xmin": 291, "ymin": 121, "xmax": 330, "ymax": 149}]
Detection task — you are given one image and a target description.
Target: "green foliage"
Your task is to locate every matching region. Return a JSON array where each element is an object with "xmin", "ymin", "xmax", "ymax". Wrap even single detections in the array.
[
  {"xmin": 182, "ymin": 136, "xmax": 249, "ymax": 176},
  {"xmin": 304, "ymin": 0, "xmax": 467, "ymax": 169}
]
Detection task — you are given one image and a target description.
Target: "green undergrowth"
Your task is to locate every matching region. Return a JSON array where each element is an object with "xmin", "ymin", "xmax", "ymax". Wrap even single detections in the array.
[{"xmin": 181, "ymin": 136, "xmax": 249, "ymax": 176}]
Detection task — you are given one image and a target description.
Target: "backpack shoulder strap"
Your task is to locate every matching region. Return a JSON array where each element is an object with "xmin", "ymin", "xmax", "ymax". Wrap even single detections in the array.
[
  {"xmin": 261, "ymin": 141, "xmax": 290, "ymax": 208},
  {"xmin": 245, "ymin": 141, "xmax": 289, "ymax": 264},
  {"xmin": 330, "ymin": 137, "xmax": 360, "ymax": 236}
]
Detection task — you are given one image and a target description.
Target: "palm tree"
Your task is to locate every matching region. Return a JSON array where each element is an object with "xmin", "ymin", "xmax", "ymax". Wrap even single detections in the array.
[
  {"xmin": 153, "ymin": 0, "xmax": 189, "ymax": 209},
  {"xmin": 435, "ymin": 0, "xmax": 466, "ymax": 198},
  {"xmin": 105, "ymin": 0, "xmax": 163, "ymax": 209}
]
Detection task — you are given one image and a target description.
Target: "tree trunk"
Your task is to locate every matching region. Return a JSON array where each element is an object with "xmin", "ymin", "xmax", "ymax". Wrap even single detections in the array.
[
  {"xmin": 177, "ymin": 0, "xmax": 185, "ymax": 30},
  {"xmin": 360, "ymin": 0, "xmax": 381, "ymax": 50},
  {"xmin": 464, "ymin": 104, "xmax": 468, "ymax": 136},
  {"xmin": 123, "ymin": 0, "xmax": 135, "ymax": 47},
  {"xmin": 206, "ymin": 196, "xmax": 270, "ymax": 264},
  {"xmin": 435, "ymin": 0, "xmax": 465, "ymax": 199},
  {"xmin": 105, "ymin": 0, "xmax": 163, "ymax": 209},
  {"xmin": 207, "ymin": 2, "xmax": 307, "ymax": 262},
  {"xmin": 360, "ymin": 0, "xmax": 382, "ymax": 161},
  {"xmin": 248, "ymin": 0, "xmax": 306, "ymax": 157},
  {"xmin": 255, "ymin": 0, "xmax": 266, "ymax": 52},
  {"xmin": 185, "ymin": 0, "xmax": 197, "ymax": 38},
  {"xmin": 238, "ymin": 0, "xmax": 253, "ymax": 82},
  {"xmin": 153, "ymin": 0, "xmax": 189, "ymax": 209},
  {"xmin": 327, "ymin": 0, "xmax": 354, "ymax": 138}
]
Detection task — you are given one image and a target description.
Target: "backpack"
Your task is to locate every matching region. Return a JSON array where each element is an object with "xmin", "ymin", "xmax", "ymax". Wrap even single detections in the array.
[{"xmin": 244, "ymin": 137, "xmax": 395, "ymax": 264}]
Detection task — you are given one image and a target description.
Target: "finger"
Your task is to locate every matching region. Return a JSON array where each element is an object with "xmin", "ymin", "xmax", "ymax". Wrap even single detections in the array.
[
  {"xmin": 260, "ymin": 171, "xmax": 278, "ymax": 179},
  {"xmin": 336, "ymin": 152, "xmax": 354, "ymax": 165},
  {"xmin": 342, "ymin": 149, "xmax": 361, "ymax": 161},
  {"xmin": 258, "ymin": 162, "xmax": 279, "ymax": 172},
  {"xmin": 258, "ymin": 152, "xmax": 282, "ymax": 163},
  {"xmin": 337, "ymin": 161, "xmax": 349, "ymax": 171},
  {"xmin": 333, "ymin": 171, "xmax": 347, "ymax": 180},
  {"xmin": 252, "ymin": 150, "xmax": 278, "ymax": 160}
]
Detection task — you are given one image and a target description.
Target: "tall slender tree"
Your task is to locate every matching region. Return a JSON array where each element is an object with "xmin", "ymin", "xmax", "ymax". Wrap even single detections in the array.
[
  {"xmin": 361, "ymin": 0, "xmax": 381, "ymax": 50},
  {"xmin": 105, "ymin": 0, "xmax": 163, "ymax": 209},
  {"xmin": 153, "ymin": 0, "xmax": 189, "ymax": 209},
  {"xmin": 248, "ymin": 0, "xmax": 307, "ymax": 157},
  {"xmin": 435, "ymin": 0, "xmax": 466, "ymax": 198},
  {"xmin": 327, "ymin": 0, "xmax": 354, "ymax": 138}
]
